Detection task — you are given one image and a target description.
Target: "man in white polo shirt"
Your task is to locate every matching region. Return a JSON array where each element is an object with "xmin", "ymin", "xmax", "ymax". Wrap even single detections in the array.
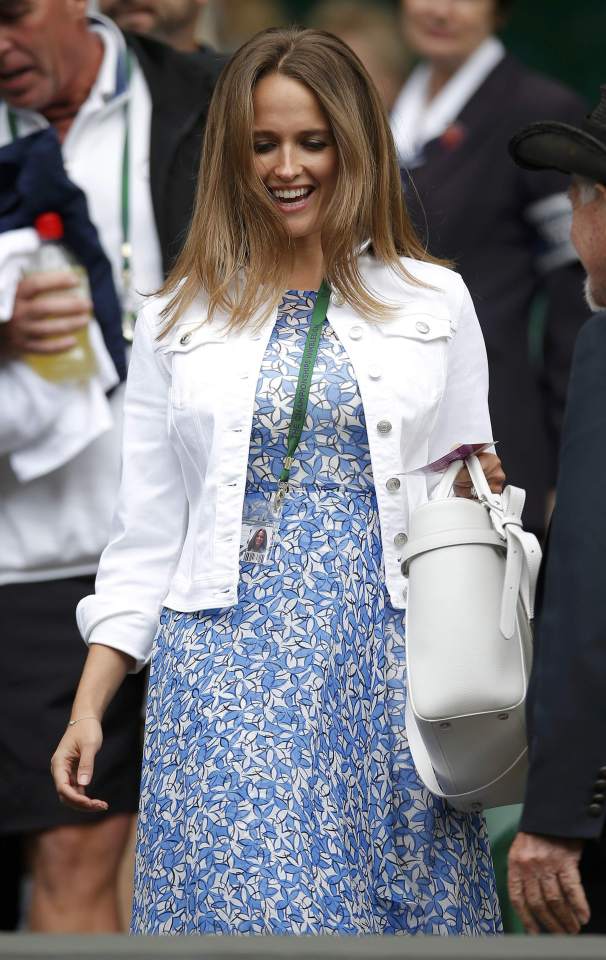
[{"xmin": 0, "ymin": 0, "xmax": 222, "ymax": 931}]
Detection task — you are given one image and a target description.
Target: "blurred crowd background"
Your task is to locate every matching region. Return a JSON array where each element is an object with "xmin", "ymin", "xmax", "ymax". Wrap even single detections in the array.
[
  {"xmin": 91, "ymin": 0, "xmax": 604, "ymax": 104},
  {"xmin": 195, "ymin": 0, "xmax": 601, "ymax": 102}
]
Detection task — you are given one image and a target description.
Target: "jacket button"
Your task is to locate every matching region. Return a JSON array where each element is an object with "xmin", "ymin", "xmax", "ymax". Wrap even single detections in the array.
[
  {"xmin": 415, "ymin": 321, "xmax": 430, "ymax": 335},
  {"xmin": 394, "ymin": 532, "xmax": 408, "ymax": 548},
  {"xmin": 386, "ymin": 477, "xmax": 401, "ymax": 492},
  {"xmin": 599, "ymin": 767, "xmax": 606, "ymax": 778},
  {"xmin": 588, "ymin": 803, "xmax": 603, "ymax": 817},
  {"xmin": 595, "ymin": 779, "xmax": 606, "ymax": 790},
  {"xmin": 377, "ymin": 420, "xmax": 392, "ymax": 435},
  {"xmin": 368, "ymin": 365, "xmax": 382, "ymax": 380},
  {"xmin": 332, "ymin": 292, "xmax": 345, "ymax": 307},
  {"xmin": 592, "ymin": 793, "xmax": 605, "ymax": 803},
  {"xmin": 349, "ymin": 325, "xmax": 363, "ymax": 340},
  {"xmin": 179, "ymin": 331, "xmax": 192, "ymax": 345}
]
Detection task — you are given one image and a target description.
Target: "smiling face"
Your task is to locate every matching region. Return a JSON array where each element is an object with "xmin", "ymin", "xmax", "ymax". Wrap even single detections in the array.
[
  {"xmin": 0, "ymin": 0, "xmax": 86, "ymax": 110},
  {"xmin": 252, "ymin": 72, "xmax": 339, "ymax": 251},
  {"xmin": 401, "ymin": 0, "xmax": 498, "ymax": 71}
]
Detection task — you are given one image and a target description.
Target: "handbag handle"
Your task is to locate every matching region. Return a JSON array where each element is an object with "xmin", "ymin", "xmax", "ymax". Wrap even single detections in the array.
[
  {"xmin": 434, "ymin": 453, "xmax": 497, "ymax": 503},
  {"xmin": 431, "ymin": 453, "xmax": 541, "ymax": 636}
]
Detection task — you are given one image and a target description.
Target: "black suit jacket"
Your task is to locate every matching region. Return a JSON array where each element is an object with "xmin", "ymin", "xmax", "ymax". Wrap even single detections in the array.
[
  {"xmin": 404, "ymin": 54, "xmax": 588, "ymax": 533},
  {"xmin": 520, "ymin": 312, "xmax": 606, "ymax": 839},
  {"xmin": 125, "ymin": 33, "xmax": 226, "ymax": 274}
]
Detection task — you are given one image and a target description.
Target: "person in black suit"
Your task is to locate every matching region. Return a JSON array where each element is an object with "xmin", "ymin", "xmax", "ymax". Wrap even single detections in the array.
[
  {"xmin": 392, "ymin": 0, "xmax": 589, "ymax": 537},
  {"xmin": 124, "ymin": 30, "xmax": 224, "ymax": 273},
  {"xmin": 507, "ymin": 87, "xmax": 606, "ymax": 935}
]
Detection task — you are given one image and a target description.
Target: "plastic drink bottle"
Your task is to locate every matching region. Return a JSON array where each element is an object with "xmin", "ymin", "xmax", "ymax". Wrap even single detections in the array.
[{"xmin": 21, "ymin": 212, "xmax": 97, "ymax": 382}]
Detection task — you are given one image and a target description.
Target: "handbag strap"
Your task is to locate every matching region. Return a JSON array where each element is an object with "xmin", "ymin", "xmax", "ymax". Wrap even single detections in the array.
[
  {"xmin": 495, "ymin": 485, "xmax": 542, "ymax": 636},
  {"xmin": 434, "ymin": 453, "xmax": 499, "ymax": 504},
  {"xmin": 401, "ymin": 528, "xmax": 504, "ymax": 575},
  {"xmin": 424, "ymin": 455, "xmax": 542, "ymax": 636}
]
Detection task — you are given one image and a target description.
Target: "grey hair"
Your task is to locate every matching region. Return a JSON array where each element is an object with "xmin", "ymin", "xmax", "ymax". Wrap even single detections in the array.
[{"xmin": 573, "ymin": 175, "xmax": 599, "ymax": 205}]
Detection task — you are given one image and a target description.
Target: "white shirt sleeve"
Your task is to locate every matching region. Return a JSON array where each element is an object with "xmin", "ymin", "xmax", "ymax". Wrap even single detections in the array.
[
  {"xmin": 426, "ymin": 276, "xmax": 494, "ymax": 493},
  {"xmin": 76, "ymin": 306, "xmax": 188, "ymax": 672}
]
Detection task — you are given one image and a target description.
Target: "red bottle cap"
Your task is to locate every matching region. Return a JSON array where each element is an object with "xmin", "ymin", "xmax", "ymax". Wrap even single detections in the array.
[{"xmin": 34, "ymin": 212, "xmax": 65, "ymax": 241}]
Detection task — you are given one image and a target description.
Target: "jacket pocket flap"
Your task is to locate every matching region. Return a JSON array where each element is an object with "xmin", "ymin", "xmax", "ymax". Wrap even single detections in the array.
[
  {"xmin": 378, "ymin": 313, "xmax": 453, "ymax": 341},
  {"xmin": 158, "ymin": 323, "xmax": 229, "ymax": 354}
]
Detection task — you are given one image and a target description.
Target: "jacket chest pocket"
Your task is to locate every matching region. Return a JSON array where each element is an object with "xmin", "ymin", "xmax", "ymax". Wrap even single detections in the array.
[
  {"xmin": 377, "ymin": 312, "xmax": 452, "ymax": 410},
  {"xmin": 161, "ymin": 326, "xmax": 235, "ymax": 471},
  {"xmin": 165, "ymin": 325, "xmax": 231, "ymax": 409}
]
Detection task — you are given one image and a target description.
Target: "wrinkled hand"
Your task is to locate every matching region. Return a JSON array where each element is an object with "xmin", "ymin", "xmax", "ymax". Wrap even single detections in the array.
[
  {"xmin": 50, "ymin": 718, "xmax": 108, "ymax": 814},
  {"xmin": 508, "ymin": 831, "xmax": 589, "ymax": 934},
  {"xmin": 0, "ymin": 272, "xmax": 91, "ymax": 357},
  {"xmin": 454, "ymin": 452, "xmax": 505, "ymax": 498}
]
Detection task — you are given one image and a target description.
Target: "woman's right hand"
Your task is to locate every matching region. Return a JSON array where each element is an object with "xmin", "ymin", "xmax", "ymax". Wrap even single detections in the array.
[{"xmin": 51, "ymin": 717, "xmax": 108, "ymax": 813}]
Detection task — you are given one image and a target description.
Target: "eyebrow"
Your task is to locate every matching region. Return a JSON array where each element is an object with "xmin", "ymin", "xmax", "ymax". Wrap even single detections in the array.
[{"xmin": 252, "ymin": 128, "xmax": 332, "ymax": 137}]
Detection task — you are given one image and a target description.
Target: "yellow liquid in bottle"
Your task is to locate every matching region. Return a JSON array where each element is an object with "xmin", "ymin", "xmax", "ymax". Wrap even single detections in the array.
[{"xmin": 22, "ymin": 266, "xmax": 98, "ymax": 383}]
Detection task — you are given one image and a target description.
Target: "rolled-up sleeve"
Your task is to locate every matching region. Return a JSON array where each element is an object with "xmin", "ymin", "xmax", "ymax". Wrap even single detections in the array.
[
  {"xmin": 76, "ymin": 306, "xmax": 187, "ymax": 672},
  {"xmin": 427, "ymin": 276, "xmax": 494, "ymax": 478}
]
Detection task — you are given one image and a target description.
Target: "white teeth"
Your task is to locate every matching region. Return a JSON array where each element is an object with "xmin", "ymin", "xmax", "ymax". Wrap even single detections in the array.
[{"xmin": 271, "ymin": 187, "xmax": 311, "ymax": 200}]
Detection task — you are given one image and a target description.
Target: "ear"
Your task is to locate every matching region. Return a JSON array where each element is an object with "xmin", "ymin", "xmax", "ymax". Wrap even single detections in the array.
[{"xmin": 596, "ymin": 183, "xmax": 606, "ymax": 202}]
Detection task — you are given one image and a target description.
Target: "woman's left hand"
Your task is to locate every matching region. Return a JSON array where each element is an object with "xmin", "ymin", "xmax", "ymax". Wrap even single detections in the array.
[{"xmin": 453, "ymin": 452, "xmax": 505, "ymax": 498}]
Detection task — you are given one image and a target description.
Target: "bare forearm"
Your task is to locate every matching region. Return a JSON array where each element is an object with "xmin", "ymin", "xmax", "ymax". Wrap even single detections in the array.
[{"xmin": 70, "ymin": 644, "xmax": 134, "ymax": 721}]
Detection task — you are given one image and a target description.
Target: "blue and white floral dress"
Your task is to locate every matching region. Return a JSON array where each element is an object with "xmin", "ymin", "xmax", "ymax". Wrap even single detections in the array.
[{"xmin": 131, "ymin": 291, "xmax": 502, "ymax": 936}]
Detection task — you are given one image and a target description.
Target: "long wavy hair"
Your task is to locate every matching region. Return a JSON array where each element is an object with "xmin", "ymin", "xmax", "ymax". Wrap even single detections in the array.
[{"xmin": 159, "ymin": 26, "xmax": 443, "ymax": 333}]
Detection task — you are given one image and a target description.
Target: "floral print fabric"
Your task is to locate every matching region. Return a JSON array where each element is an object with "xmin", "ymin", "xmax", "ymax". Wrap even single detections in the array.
[{"xmin": 131, "ymin": 291, "xmax": 501, "ymax": 935}]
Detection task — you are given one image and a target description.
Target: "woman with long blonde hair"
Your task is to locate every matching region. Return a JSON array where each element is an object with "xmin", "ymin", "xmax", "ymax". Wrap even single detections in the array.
[{"xmin": 52, "ymin": 27, "xmax": 504, "ymax": 934}]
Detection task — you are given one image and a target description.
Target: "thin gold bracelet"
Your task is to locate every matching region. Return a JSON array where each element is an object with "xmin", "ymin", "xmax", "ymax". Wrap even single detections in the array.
[{"xmin": 68, "ymin": 716, "xmax": 100, "ymax": 727}]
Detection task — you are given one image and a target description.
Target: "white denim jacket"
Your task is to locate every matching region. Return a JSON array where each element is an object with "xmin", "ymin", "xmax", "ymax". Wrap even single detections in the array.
[{"xmin": 78, "ymin": 256, "xmax": 493, "ymax": 670}]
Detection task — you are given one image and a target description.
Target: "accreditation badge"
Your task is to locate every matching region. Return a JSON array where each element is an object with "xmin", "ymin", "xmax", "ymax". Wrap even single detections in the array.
[{"xmin": 239, "ymin": 497, "xmax": 281, "ymax": 566}]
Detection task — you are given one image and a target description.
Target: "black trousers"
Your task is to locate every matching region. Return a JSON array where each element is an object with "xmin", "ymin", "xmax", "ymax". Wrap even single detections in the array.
[{"xmin": 0, "ymin": 577, "xmax": 145, "ymax": 835}]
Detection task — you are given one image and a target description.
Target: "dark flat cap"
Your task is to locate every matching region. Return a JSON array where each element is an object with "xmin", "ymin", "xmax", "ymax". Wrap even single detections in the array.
[{"xmin": 509, "ymin": 85, "xmax": 606, "ymax": 185}]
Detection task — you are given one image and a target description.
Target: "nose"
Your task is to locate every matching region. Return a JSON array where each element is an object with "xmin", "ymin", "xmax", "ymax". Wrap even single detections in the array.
[
  {"xmin": 273, "ymin": 145, "xmax": 302, "ymax": 182},
  {"xmin": 0, "ymin": 33, "xmax": 14, "ymax": 57},
  {"xmin": 425, "ymin": 0, "xmax": 454, "ymax": 20}
]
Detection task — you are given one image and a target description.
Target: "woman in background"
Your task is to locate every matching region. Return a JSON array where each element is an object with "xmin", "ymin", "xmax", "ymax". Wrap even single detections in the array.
[
  {"xmin": 392, "ymin": 0, "xmax": 587, "ymax": 537},
  {"xmin": 52, "ymin": 27, "xmax": 503, "ymax": 935}
]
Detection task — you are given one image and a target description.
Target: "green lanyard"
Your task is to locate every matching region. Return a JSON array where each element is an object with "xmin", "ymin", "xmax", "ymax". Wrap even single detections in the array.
[
  {"xmin": 7, "ymin": 52, "xmax": 134, "ymax": 342},
  {"xmin": 7, "ymin": 110, "xmax": 18, "ymax": 141},
  {"xmin": 273, "ymin": 280, "xmax": 331, "ymax": 513}
]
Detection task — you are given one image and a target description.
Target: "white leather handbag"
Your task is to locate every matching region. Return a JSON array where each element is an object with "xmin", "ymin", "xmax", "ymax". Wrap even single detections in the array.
[{"xmin": 400, "ymin": 455, "xmax": 542, "ymax": 813}]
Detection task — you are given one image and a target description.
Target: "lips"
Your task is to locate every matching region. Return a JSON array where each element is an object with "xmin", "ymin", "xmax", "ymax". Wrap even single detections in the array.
[
  {"xmin": 0, "ymin": 65, "xmax": 35, "ymax": 93},
  {"xmin": 0, "ymin": 65, "xmax": 32, "ymax": 80}
]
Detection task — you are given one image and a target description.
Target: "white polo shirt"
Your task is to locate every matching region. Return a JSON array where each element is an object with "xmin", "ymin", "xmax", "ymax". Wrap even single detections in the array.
[{"xmin": 0, "ymin": 15, "xmax": 164, "ymax": 585}]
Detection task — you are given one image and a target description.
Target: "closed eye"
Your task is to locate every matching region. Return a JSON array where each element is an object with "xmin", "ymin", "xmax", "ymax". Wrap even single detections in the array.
[{"xmin": 303, "ymin": 140, "xmax": 329, "ymax": 151}]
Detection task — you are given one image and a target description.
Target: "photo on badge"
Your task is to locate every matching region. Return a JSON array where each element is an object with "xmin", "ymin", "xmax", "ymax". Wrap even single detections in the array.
[{"xmin": 239, "ymin": 506, "xmax": 279, "ymax": 566}]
